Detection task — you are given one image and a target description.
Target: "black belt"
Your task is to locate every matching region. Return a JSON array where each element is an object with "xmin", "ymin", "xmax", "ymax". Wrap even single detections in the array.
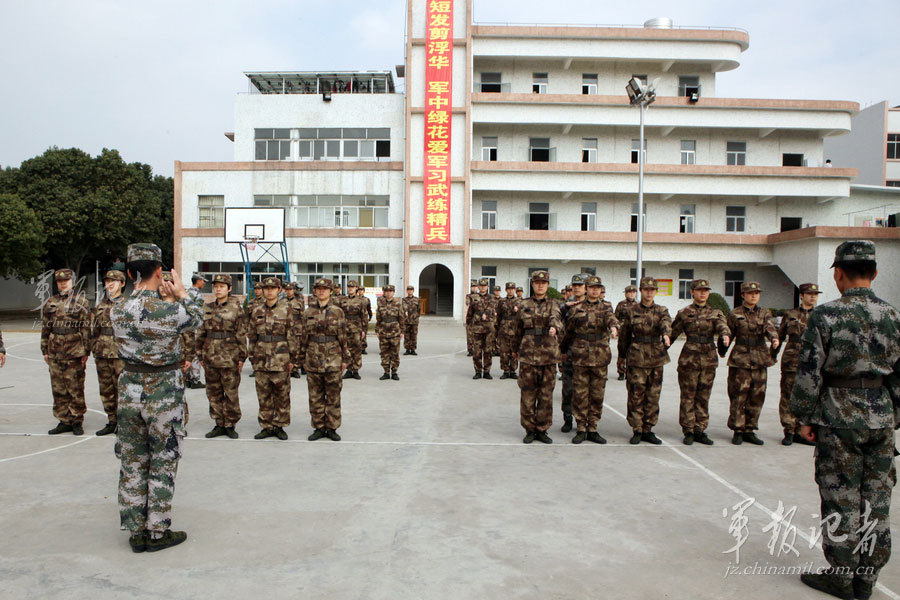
[
  {"xmin": 633, "ymin": 336, "xmax": 662, "ymax": 344},
  {"xmin": 687, "ymin": 336, "xmax": 714, "ymax": 344},
  {"xmin": 502, "ymin": 315, "xmax": 516, "ymax": 320},
  {"xmin": 123, "ymin": 362, "xmax": 179, "ymax": 373},
  {"xmin": 788, "ymin": 334, "xmax": 802, "ymax": 343},
  {"xmin": 736, "ymin": 337, "xmax": 765, "ymax": 347},
  {"xmin": 99, "ymin": 327, "xmax": 114, "ymax": 336},
  {"xmin": 207, "ymin": 331, "xmax": 235, "ymax": 340},
  {"xmin": 576, "ymin": 333, "xmax": 605, "ymax": 341},
  {"xmin": 524, "ymin": 328, "xmax": 549, "ymax": 336},
  {"xmin": 257, "ymin": 335, "xmax": 286, "ymax": 342},
  {"xmin": 310, "ymin": 335, "xmax": 337, "ymax": 343},
  {"xmin": 825, "ymin": 375, "xmax": 884, "ymax": 389},
  {"xmin": 52, "ymin": 328, "xmax": 77, "ymax": 334},
  {"xmin": 381, "ymin": 317, "xmax": 398, "ymax": 323}
]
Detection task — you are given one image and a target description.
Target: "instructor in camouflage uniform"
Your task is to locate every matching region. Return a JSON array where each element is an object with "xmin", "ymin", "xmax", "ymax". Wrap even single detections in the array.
[
  {"xmin": 402, "ymin": 285, "xmax": 420, "ymax": 355},
  {"xmin": 791, "ymin": 241, "xmax": 900, "ymax": 600},
  {"xmin": 467, "ymin": 278, "xmax": 497, "ymax": 379},
  {"xmin": 91, "ymin": 269, "xmax": 127, "ymax": 436},
  {"xmin": 376, "ymin": 284, "xmax": 405, "ymax": 380},
  {"xmin": 614, "ymin": 285, "xmax": 638, "ymax": 380},
  {"xmin": 465, "ymin": 280, "xmax": 478, "ymax": 356}
]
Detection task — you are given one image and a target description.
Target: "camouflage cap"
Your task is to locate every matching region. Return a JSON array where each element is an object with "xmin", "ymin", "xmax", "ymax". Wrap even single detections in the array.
[
  {"xmin": 600, "ymin": 284, "xmax": 607, "ymax": 291},
  {"xmin": 477, "ymin": 278, "xmax": 489, "ymax": 286},
  {"xmin": 831, "ymin": 240, "xmax": 876, "ymax": 267},
  {"xmin": 799, "ymin": 282, "xmax": 822, "ymax": 294},
  {"xmin": 516, "ymin": 287, "xmax": 523, "ymax": 292},
  {"xmin": 161, "ymin": 271, "xmax": 173, "ymax": 282},
  {"xmin": 690, "ymin": 279, "xmax": 711, "ymax": 291},
  {"xmin": 296, "ymin": 282, "xmax": 305, "ymax": 290},
  {"xmin": 253, "ymin": 281, "xmax": 262, "ymax": 289},
  {"xmin": 563, "ymin": 285, "xmax": 572, "ymax": 293},
  {"xmin": 283, "ymin": 281, "xmax": 296, "ymax": 290},
  {"xmin": 531, "ymin": 270, "xmax": 550, "ymax": 282},
  {"xmin": 313, "ymin": 278, "xmax": 333, "ymax": 289},
  {"xmin": 126, "ymin": 243, "xmax": 162, "ymax": 263},
  {"xmin": 103, "ymin": 270, "xmax": 125, "ymax": 283},
  {"xmin": 639, "ymin": 277, "xmax": 658, "ymax": 290},
  {"xmin": 54, "ymin": 268, "xmax": 74, "ymax": 281},
  {"xmin": 407, "ymin": 285, "xmax": 414, "ymax": 290},
  {"xmin": 584, "ymin": 275, "xmax": 602, "ymax": 287},
  {"xmin": 470, "ymin": 279, "xmax": 478, "ymax": 286},
  {"xmin": 741, "ymin": 281, "xmax": 762, "ymax": 293},
  {"xmin": 212, "ymin": 274, "xmax": 232, "ymax": 286},
  {"xmin": 571, "ymin": 274, "xmax": 586, "ymax": 285},
  {"xmin": 191, "ymin": 271, "xmax": 207, "ymax": 282},
  {"xmin": 261, "ymin": 276, "xmax": 282, "ymax": 288},
  {"xmin": 505, "ymin": 281, "xmax": 516, "ymax": 289},
  {"xmin": 383, "ymin": 284, "xmax": 395, "ymax": 292},
  {"xmin": 347, "ymin": 280, "xmax": 359, "ymax": 288},
  {"xmin": 493, "ymin": 286, "xmax": 501, "ymax": 292},
  {"xmin": 624, "ymin": 285, "xmax": 637, "ymax": 293}
]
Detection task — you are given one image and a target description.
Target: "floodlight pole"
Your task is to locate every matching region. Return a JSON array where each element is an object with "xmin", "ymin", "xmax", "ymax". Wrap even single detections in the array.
[{"xmin": 627, "ymin": 77, "xmax": 655, "ymax": 286}]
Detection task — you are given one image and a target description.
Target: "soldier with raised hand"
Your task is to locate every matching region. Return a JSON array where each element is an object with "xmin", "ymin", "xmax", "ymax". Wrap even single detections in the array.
[
  {"xmin": 790, "ymin": 241, "xmax": 900, "ymax": 600},
  {"xmin": 513, "ymin": 270, "xmax": 563, "ymax": 444},
  {"xmin": 467, "ymin": 278, "xmax": 498, "ymax": 380},
  {"xmin": 340, "ymin": 280, "xmax": 365, "ymax": 380},
  {"xmin": 91, "ymin": 269, "xmax": 127, "ymax": 436},
  {"xmin": 670, "ymin": 279, "xmax": 730, "ymax": 446},
  {"xmin": 497, "ymin": 282, "xmax": 520, "ymax": 379},
  {"xmin": 402, "ymin": 285, "xmax": 421, "ymax": 356},
  {"xmin": 184, "ymin": 273, "xmax": 207, "ymax": 389},
  {"xmin": 561, "ymin": 275, "xmax": 618, "ymax": 444},
  {"xmin": 284, "ymin": 282, "xmax": 306, "ymax": 379},
  {"xmin": 376, "ymin": 284, "xmax": 405, "ymax": 380},
  {"xmin": 248, "ymin": 277, "xmax": 298, "ymax": 441},
  {"xmin": 615, "ymin": 285, "xmax": 638, "ymax": 381},
  {"xmin": 620, "ymin": 277, "xmax": 672, "ymax": 445},
  {"xmin": 300, "ymin": 278, "xmax": 349, "ymax": 441},
  {"xmin": 162, "ymin": 273, "xmax": 195, "ymax": 429},
  {"xmin": 42, "ymin": 268, "xmax": 92, "ymax": 436},
  {"xmin": 721, "ymin": 281, "xmax": 779, "ymax": 446},
  {"xmin": 197, "ymin": 274, "xmax": 248, "ymax": 439},
  {"xmin": 559, "ymin": 274, "xmax": 587, "ymax": 433},
  {"xmin": 464, "ymin": 280, "xmax": 479, "ymax": 356},
  {"xmin": 773, "ymin": 282, "xmax": 821, "ymax": 447},
  {"xmin": 112, "ymin": 244, "xmax": 202, "ymax": 553}
]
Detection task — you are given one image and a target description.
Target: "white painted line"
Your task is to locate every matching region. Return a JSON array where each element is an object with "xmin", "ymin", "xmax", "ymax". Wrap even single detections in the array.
[
  {"xmin": 0, "ymin": 435, "xmax": 95, "ymax": 464},
  {"xmin": 0, "ymin": 403, "xmax": 107, "ymax": 416}
]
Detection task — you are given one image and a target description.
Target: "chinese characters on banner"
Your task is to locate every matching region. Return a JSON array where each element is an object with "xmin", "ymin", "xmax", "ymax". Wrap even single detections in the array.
[{"xmin": 423, "ymin": 1, "xmax": 453, "ymax": 244}]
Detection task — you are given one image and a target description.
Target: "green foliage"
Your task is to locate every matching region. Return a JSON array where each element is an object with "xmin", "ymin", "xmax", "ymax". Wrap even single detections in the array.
[
  {"xmin": 546, "ymin": 286, "xmax": 561, "ymax": 300},
  {"xmin": 0, "ymin": 193, "xmax": 45, "ymax": 280},
  {"xmin": 707, "ymin": 292, "xmax": 731, "ymax": 314}
]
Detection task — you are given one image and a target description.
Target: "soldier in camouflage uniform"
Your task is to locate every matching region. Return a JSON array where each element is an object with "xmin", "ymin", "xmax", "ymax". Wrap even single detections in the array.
[
  {"xmin": 42, "ymin": 268, "xmax": 92, "ymax": 436},
  {"xmin": 198, "ymin": 274, "xmax": 248, "ymax": 439},
  {"xmin": 340, "ymin": 280, "xmax": 367, "ymax": 380},
  {"xmin": 513, "ymin": 270, "xmax": 563, "ymax": 444},
  {"xmin": 561, "ymin": 275, "xmax": 619, "ymax": 444},
  {"xmin": 620, "ymin": 277, "xmax": 672, "ymax": 445},
  {"xmin": 402, "ymin": 285, "xmax": 420, "ymax": 355},
  {"xmin": 91, "ymin": 269, "xmax": 127, "ymax": 436},
  {"xmin": 161, "ymin": 273, "xmax": 194, "ymax": 429},
  {"xmin": 490, "ymin": 285, "xmax": 503, "ymax": 356},
  {"xmin": 184, "ymin": 272, "xmax": 207, "ymax": 388},
  {"xmin": 376, "ymin": 284, "xmax": 405, "ymax": 380},
  {"xmin": 559, "ymin": 274, "xmax": 587, "ymax": 432},
  {"xmin": 284, "ymin": 282, "xmax": 306, "ymax": 378},
  {"xmin": 465, "ymin": 280, "xmax": 479, "ymax": 356},
  {"xmin": 516, "ymin": 287, "xmax": 524, "ymax": 300},
  {"xmin": 669, "ymin": 279, "xmax": 731, "ymax": 446},
  {"xmin": 721, "ymin": 281, "xmax": 779, "ymax": 445},
  {"xmin": 300, "ymin": 278, "xmax": 349, "ymax": 440},
  {"xmin": 615, "ymin": 285, "xmax": 638, "ymax": 380},
  {"xmin": 772, "ymin": 282, "xmax": 821, "ymax": 447},
  {"xmin": 246, "ymin": 281, "xmax": 264, "ymax": 378},
  {"xmin": 358, "ymin": 285, "xmax": 372, "ymax": 355},
  {"xmin": 790, "ymin": 240, "xmax": 900, "ymax": 600},
  {"xmin": 467, "ymin": 278, "xmax": 498, "ymax": 379},
  {"xmin": 497, "ymin": 282, "xmax": 520, "ymax": 379},
  {"xmin": 598, "ymin": 285, "xmax": 613, "ymax": 311},
  {"xmin": 248, "ymin": 277, "xmax": 298, "ymax": 441},
  {"xmin": 112, "ymin": 244, "xmax": 201, "ymax": 553}
]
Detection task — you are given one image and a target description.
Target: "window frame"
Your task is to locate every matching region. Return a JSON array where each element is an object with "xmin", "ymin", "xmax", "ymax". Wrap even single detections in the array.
[
  {"xmin": 726, "ymin": 205, "xmax": 746, "ymax": 232},
  {"xmin": 680, "ymin": 140, "xmax": 696, "ymax": 165},
  {"xmin": 726, "ymin": 141, "xmax": 747, "ymax": 166}
]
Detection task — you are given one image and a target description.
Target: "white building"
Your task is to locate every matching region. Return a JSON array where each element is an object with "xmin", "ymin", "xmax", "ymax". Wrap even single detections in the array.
[
  {"xmin": 175, "ymin": 1, "xmax": 900, "ymax": 318},
  {"xmin": 824, "ymin": 100, "xmax": 900, "ymax": 188}
]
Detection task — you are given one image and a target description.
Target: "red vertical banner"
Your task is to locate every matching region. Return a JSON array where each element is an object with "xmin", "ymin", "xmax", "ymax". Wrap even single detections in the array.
[{"xmin": 423, "ymin": 0, "xmax": 453, "ymax": 244}]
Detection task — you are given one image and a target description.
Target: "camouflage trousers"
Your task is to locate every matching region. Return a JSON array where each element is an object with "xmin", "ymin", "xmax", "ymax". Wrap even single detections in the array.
[
  {"xmin": 403, "ymin": 323, "xmax": 418, "ymax": 351},
  {"xmin": 779, "ymin": 370, "xmax": 799, "ymax": 434},
  {"xmin": 347, "ymin": 326, "xmax": 364, "ymax": 371},
  {"xmin": 519, "ymin": 363, "xmax": 556, "ymax": 433},
  {"xmin": 560, "ymin": 360, "xmax": 574, "ymax": 420},
  {"xmin": 498, "ymin": 333, "xmax": 518, "ymax": 373},
  {"xmin": 489, "ymin": 330, "xmax": 499, "ymax": 355},
  {"xmin": 616, "ymin": 355, "xmax": 627, "ymax": 378},
  {"xmin": 205, "ymin": 366, "xmax": 242, "ymax": 427},
  {"xmin": 307, "ymin": 370, "xmax": 342, "ymax": 430},
  {"xmin": 95, "ymin": 357, "xmax": 123, "ymax": 424},
  {"xmin": 379, "ymin": 334, "xmax": 400, "ymax": 372},
  {"xmin": 726, "ymin": 367, "xmax": 766, "ymax": 432},
  {"xmin": 116, "ymin": 370, "xmax": 184, "ymax": 534},
  {"xmin": 466, "ymin": 325, "xmax": 473, "ymax": 353},
  {"xmin": 471, "ymin": 330, "xmax": 493, "ymax": 373},
  {"xmin": 255, "ymin": 370, "xmax": 291, "ymax": 429},
  {"xmin": 626, "ymin": 366, "xmax": 663, "ymax": 432},
  {"xmin": 677, "ymin": 366, "xmax": 716, "ymax": 434},
  {"xmin": 572, "ymin": 364, "xmax": 608, "ymax": 432},
  {"xmin": 815, "ymin": 427, "xmax": 896, "ymax": 586},
  {"xmin": 49, "ymin": 358, "xmax": 86, "ymax": 426}
]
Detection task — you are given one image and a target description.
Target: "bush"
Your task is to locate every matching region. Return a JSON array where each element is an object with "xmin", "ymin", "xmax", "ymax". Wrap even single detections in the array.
[
  {"xmin": 547, "ymin": 286, "xmax": 561, "ymax": 300},
  {"xmin": 707, "ymin": 292, "xmax": 731, "ymax": 314}
]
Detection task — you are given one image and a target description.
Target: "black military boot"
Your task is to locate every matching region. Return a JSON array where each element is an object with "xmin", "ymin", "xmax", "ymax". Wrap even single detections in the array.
[
  {"xmin": 683, "ymin": 433, "xmax": 694, "ymax": 445},
  {"xmin": 291, "ymin": 370, "xmax": 301, "ymax": 379},
  {"xmin": 352, "ymin": 370, "xmax": 361, "ymax": 380},
  {"xmin": 853, "ymin": 578, "xmax": 874, "ymax": 600},
  {"xmin": 128, "ymin": 530, "xmax": 148, "ymax": 553},
  {"xmin": 249, "ymin": 370, "xmax": 255, "ymax": 378},
  {"xmin": 499, "ymin": 371, "xmax": 509, "ymax": 380},
  {"xmin": 642, "ymin": 431, "xmax": 662, "ymax": 445},
  {"xmin": 617, "ymin": 373, "xmax": 625, "ymax": 381},
  {"xmin": 732, "ymin": 432, "xmax": 744, "ymax": 445},
  {"xmin": 380, "ymin": 372, "xmax": 390, "ymax": 380},
  {"xmin": 274, "ymin": 427, "xmax": 288, "ymax": 441},
  {"xmin": 571, "ymin": 431, "xmax": 586, "ymax": 444},
  {"xmin": 472, "ymin": 372, "xmax": 482, "ymax": 380},
  {"xmin": 535, "ymin": 431, "xmax": 553, "ymax": 444},
  {"xmin": 793, "ymin": 432, "xmax": 815, "ymax": 446},
  {"xmin": 782, "ymin": 432, "xmax": 794, "ymax": 446},
  {"xmin": 482, "ymin": 371, "xmax": 492, "ymax": 380},
  {"xmin": 254, "ymin": 428, "xmax": 274, "ymax": 440},
  {"xmin": 403, "ymin": 349, "xmax": 410, "ymax": 355},
  {"xmin": 205, "ymin": 426, "xmax": 226, "ymax": 438},
  {"xmin": 361, "ymin": 350, "xmax": 367, "ymax": 355},
  {"xmin": 145, "ymin": 530, "xmax": 188, "ymax": 553},
  {"xmin": 342, "ymin": 370, "xmax": 353, "ymax": 379},
  {"xmin": 71, "ymin": 423, "xmax": 84, "ymax": 436},
  {"xmin": 510, "ymin": 371, "xmax": 518, "ymax": 379},
  {"xmin": 308, "ymin": 429, "xmax": 326, "ymax": 441},
  {"xmin": 587, "ymin": 432, "xmax": 607, "ymax": 444},
  {"xmin": 48, "ymin": 422, "xmax": 73, "ymax": 435},
  {"xmin": 325, "ymin": 429, "xmax": 341, "ymax": 441},
  {"xmin": 96, "ymin": 422, "xmax": 117, "ymax": 436},
  {"xmin": 694, "ymin": 431, "xmax": 714, "ymax": 445},
  {"xmin": 523, "ymin": 431, "xmax": 535, "ymax": 444},
  {"xmin": 391, "ymin": 371, "xmax": 399, "ymax": 381},
  {"xmin": 561, "ymin": 416, "xmax": 573, "ymax": 433},
  {"xmin": 742, "ymin": 432, "xmax": 765, "ymax": 445},
  {"xmin": 224, "ymin": 426, "xmax": 238, "ymax": 439},
  {"xmin": 466, "ymin": 350, "xmax": 472, "ymax": 357},
  {"xmin": 800, "ymin": 572, "xmax": 853, "ymax": 600},
  {"xmin": 629, "ymin": 431, "xmax": 642, "ymax": 445},
  {"xmin": 409, "ymin": 350, "xmax": 417, "ymax": 356}
]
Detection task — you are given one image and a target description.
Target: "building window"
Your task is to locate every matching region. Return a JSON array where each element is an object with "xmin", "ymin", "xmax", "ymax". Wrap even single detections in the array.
[
  {"xmin": 887, "ymin": 134, "xmax": 900, "ymax": 159},
  {"xmin": 781, "ymin": 217, "xmax": 802, "ymax": 232},
  {"xmin": 629, "ymin": 267, "xmax": 646, "ymax": 287},
  {"xmin": 481, "ymin": 200, "xmax": 497, "ymax": 230},
  {"xmin": 582, "ymin": 74, "xmax": 598, "ymax": 95},
  {"xmin": 678, "ymin": 269, "xmax": 695, "ymax": 300},
  {"xmin": 581, "ymin": 202, "xmax": 597, "ymax": 231},
  {"xmin": 527, "ymin": 267, "xmax": 556, "ymax": 292},
  {"xmin": 529, "ymin": 138, "xmax": 552, "ymax": 162},
  {"xmin": 680, "ymin": 140, "xmax": 696, "ymax": 165},
  {"xmin": 782, "ymin": 153, "xmax": 804, "ymax": 167},
  {"xmin": 582, "ymin": 138, "xmax": 598, "ymax": 163},
  {"xmin": 724, "ymin": 270, "xmax": 745, "ymax": 303},
  {"xmin": 480, "ymin": 72, "xmax": 502, "ymax": 93},
  {"xmin": 481, "ymin": 266, "xmax": 497, "ymax": 291},
  {"xmin": 482, "ymin": 137, "xmax": 498, "ymax": 161},
  {"xmin": 532, "ymin": 73, "xmax": 548, "ymax": 94},
  {"xmin": 726, "ymin": 141, "xmax": 747, "ymax": 166},
  {"xmin": 679, "ymin": 204, "xmax": 695, "ymax": 233},
  {"xmin": 198, "ymin": 195, "xmax": 225, "ymax": 228},
  {"xmin": 630, "ymin": 202, "xmax": 647, "ymax": 232},
  {"xmin": 580, "ymin": 267, "xmax": 596, "ymax": 276},
  {"xmin": 254, "ymin": 128, "xmax": 291, "ymax": 160},
  {"xmin": 256, "ymin": 194, "xmax": 388, "ymax": 229},
  {"xmin": 631, "ymin": 139, "xmax": 647, "ymax": 164},
  {"xmin": 292, "ymin": 262, "xmax": 389, "ymax": 293},
  {"xmin": 678, "ymin": 76, "xmax": 700, "ymax": 98},
  {"xmin": 887, "ymin": 180, "xmax": 900, "ymax": 187},
  {"xmin": 529, "ymin": 202, "xmax": 550, "ymax": 230},
  {"xmin": 297, "ymin": 127, "xmax": 390, "ymax": 161},
  {"xmin": 726, "ymin": 205, "xmax": 746, "ymax": 232}
]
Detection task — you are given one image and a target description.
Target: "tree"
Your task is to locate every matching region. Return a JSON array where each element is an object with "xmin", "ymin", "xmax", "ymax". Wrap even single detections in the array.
[{"xmin": 0, "ymin": 193, "xmax": 45, "ymax": 280}]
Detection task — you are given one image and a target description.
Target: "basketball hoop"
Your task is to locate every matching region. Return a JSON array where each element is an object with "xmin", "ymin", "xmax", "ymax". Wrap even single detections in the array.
[{"xmin": 244, "ymin": 236, "xmax": 259, "ymax": 252}]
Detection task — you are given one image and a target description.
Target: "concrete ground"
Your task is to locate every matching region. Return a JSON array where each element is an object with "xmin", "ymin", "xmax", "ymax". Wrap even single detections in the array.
[{"xmin": 1, "ymin": 316, "xmax": 899, "ymax": 600}]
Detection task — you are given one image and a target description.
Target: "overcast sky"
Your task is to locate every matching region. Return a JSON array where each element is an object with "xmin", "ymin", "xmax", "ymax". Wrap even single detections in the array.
[{"xmin": 1, "ymin": 0, "xmax": 896, "ymax": 177}]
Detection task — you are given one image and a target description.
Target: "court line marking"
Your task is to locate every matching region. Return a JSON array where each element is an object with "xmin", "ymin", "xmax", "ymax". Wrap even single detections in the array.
[
  {"xmin": 0, "ymin": 435, "xmax": 95, "ymax": 464},
  {"xmin": 0, "ymin": 403, "xmax": 107, "ymax": 416},
  {"xmin": 3, "ymin": 339, "xmax": 44, "ymax": 362}
]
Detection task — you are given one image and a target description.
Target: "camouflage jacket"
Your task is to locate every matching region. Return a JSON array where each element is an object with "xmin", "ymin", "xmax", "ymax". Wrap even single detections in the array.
[
  {"xmin": 299, "ymin": 300, "xmax": 349, "ymax": 372},
  {"xmin": 248, "ymin": 298, "xmax": 300, "ymax": 372},
  {"xmin": 464, "ymin": 293, "xmax": 479, "ymax": 326},
  {"xmin": 402, "ymin": 296, "xmax": 421, "ymax": 325},
  {"xmin": 724, "ymin": 304, "xmax": 777, "ymax": 369},
  {"xmin": 187, "ymin": 286, "xmax": 204, "ymax": 304},
  {"xmin": 775, "ymin": 306, "xmax": 812, "ymax": 372},
  {"xmin": 111, "ymin": 290, "xmax": 203, "ymax": 367},
  {"xmin": 466, "ymin": 293, "xmax": 497, "ymax": 334},
  {"xmin": 341, "ymin": 295, "xmax": 369, "ymax": 331},
  {"xmin": 620, "ymin": 302, "xmax": 672, "ymax": 368},
  {"xmin": 561, "ymin": 299, "xmax": 619, "ymax": 367},
  {"xmin": 180, "ymin": 331, "xmax": 195, "ymax": 363},
  {"xmin": 41, "ymin": 291, "xmax": 92, "ymax": 359},
  {"xmin": 376, "ymin": 297, "xmax": 406, "ymax": 338},
  {"xmin": 671, "ymin": 303, "xmax": 730, "ymax": 370},
  {"xmin": 615, "ymin": 299, "xmax": 637, "ymax": 358},
  {"xmin": 91, "ymin": 294, "xmax": 125, "ymax": 358},
  {"xmin": 198, "ymin": 296, "xmax": 248, "ymax": 368},
  {"xmin": 513, "ymin": 296, "xmax": 563, "ymax": 366},
  {"xmin": 497, "ymin": 296, "xmax": 521, "ymax": 337},
  {"xmin": 790, "ymin": 287, "xmax": 900, "ymax": 429},
  {"xmin": 289, "ymin": 295, "xmax": 305, "ymax": 314}
]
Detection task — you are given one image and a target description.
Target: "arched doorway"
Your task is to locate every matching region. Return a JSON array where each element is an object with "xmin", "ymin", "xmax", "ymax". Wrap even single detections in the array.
[{"xmin": 418, "ymin": 263, "xmax": 454, "ymax": 316}]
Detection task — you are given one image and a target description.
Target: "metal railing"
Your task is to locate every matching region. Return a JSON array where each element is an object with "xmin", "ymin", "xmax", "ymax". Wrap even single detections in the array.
[{"xmin": 473, "ymin": 21, "xmax": 748, "ymax": 34}]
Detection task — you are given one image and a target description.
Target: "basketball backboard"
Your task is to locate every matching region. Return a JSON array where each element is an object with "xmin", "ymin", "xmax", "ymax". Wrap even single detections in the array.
[{"xmin": 224, "ymin": 208, "xmax": 286, "ymax": 243}]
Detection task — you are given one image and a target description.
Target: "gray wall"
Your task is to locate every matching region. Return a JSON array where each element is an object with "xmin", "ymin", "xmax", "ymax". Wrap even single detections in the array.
[{"xmin": 825, "ymin": 101, "xmax": 886, "ymax": 185}]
